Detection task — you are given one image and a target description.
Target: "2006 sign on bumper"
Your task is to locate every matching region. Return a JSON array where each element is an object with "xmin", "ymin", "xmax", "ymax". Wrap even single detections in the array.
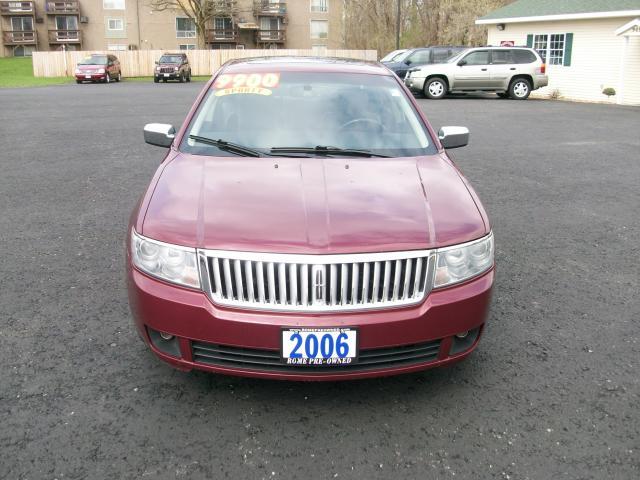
[{"xmin": 281, "ymin": 328, "xmax": 358, "ymax": 366}]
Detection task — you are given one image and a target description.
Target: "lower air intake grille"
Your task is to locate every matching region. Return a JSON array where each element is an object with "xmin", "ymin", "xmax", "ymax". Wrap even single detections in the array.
[{"xmin": 191, "ymin": 339, "xmax": 442, "ymax": 373}]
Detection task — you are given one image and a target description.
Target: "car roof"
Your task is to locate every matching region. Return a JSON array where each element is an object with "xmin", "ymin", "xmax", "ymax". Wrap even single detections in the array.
[{"xmin": 221, "ymin": 56, "xmax": 392, "ymax": 76}]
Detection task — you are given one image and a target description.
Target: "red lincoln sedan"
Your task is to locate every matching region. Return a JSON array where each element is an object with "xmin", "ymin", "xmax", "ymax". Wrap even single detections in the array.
[{"xmin": 127, "ymin": 57, "xmax": 494, "ymax": 380}]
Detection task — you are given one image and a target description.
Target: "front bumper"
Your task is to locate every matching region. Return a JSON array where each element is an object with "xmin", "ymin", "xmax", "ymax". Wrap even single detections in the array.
[
  {"xmin": 128, "ymin": 265, "xmax": 493, "ymax": 380},
  {"xmin": 75, "ymin": 73, "xmax": 107, "ymax": 81},
  {"xmin": 404, "ymin": 76, "xmax": 426, "ymax": 92},
  {"xmin": 155, "ymin": 72, "xmax": 180, "ymax": 80}
]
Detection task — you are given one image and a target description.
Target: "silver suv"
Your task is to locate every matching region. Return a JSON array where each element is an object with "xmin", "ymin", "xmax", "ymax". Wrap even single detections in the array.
[{"xmin": 404, "ymin": 47, "xmax": 548, "ymax": 100}]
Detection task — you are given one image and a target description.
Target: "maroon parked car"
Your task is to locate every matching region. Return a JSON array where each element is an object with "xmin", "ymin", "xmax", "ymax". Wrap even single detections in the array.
[
  {"xmin": 128, "ymin": 57, "xmax": 494, "ymax": 380},
  {"xmin": 75, "ymin": 54, "xmax": 121, "ymax": 84}
]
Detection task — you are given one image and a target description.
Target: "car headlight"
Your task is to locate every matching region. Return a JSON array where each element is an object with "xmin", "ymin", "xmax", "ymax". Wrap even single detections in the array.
[
  {"xmin": 174, "ymin": 66, "xmax": 179, "ymax": 71},
  {"xmin": 434, "ymin": 232, "xmax": 494, "ymax": 288},
  {"xmin": 131, "ymin": 230, "xmax": 200, "ymax": 289},
  {"xmin": 97, "ymin": 68, "xmax": 105, "ymax": 74},
  {"xmin": 74, "ymin": 68, "xmax": 81, "ymax": 74}
]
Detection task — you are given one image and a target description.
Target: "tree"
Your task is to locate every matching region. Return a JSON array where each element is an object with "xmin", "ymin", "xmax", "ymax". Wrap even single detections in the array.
[
  {"xmin": 344, "ymin": 0, "xmax": 512, "ymax": 56},
  {"xmin": 148, "ymin": 0, "xmax": 237, "ymax": 49}
]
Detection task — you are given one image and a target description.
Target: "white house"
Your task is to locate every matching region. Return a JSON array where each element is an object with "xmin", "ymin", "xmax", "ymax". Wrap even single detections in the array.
[{"xmin": 476, "ymin": 0, "xmax": 640, "ymax": 105}]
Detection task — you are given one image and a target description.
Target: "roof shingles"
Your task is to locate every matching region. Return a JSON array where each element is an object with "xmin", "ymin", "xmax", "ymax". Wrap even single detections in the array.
[{"xmin": 478, "ymin": 0, "xmax": 640, "ymax": 21}]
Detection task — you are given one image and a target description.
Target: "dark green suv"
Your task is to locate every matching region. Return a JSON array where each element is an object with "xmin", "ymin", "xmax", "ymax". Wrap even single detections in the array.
[{"xmin": 154, "ymin": 53, "xmax": 192, "ymax": 83}]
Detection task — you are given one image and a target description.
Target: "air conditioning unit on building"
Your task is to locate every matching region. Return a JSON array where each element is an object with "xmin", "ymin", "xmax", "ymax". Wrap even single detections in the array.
[
  {"xmin": 80, "ymin": 16, "xmax": 89, "ymax": 23},
  {"xmin": 128, "ymin": 44, "xmax": 138, "ymax": 50},
  {"xmin": 35, "ymin": 17, "xmax": 44, "ymax": 23},
  {"xmin": 236, "ymin": 44, "xmax": 245, "ymax": 49}
]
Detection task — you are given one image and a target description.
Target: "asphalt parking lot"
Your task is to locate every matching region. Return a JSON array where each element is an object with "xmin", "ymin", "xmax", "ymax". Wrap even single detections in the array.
[{"xmin": 1, "ymin": 81, "xmax": 638, "ymax": 480}]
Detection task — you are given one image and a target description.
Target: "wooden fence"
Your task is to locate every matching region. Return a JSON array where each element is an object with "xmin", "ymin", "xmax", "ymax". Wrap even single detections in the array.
[{"xmin": 32, "ymin": 49, "xmax": 378, "ymax": 78}]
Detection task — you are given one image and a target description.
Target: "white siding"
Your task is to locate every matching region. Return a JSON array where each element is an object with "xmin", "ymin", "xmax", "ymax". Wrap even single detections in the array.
[{"xmin": 487, "ymin": 17, "xmax": 640, "ymax": 105}]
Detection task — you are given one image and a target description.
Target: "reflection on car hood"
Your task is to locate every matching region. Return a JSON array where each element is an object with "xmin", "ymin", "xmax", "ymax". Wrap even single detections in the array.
[
  {"xmin": 381, "ymin": 61, "xmax": 406, "ymax": 71},
  {"xmin": 141, "ymin": 153, "xmax": 487, "ymax": 253}
]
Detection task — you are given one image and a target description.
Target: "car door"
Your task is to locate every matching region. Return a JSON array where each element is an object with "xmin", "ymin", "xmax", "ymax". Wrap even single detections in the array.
[
  {"xmin": 400, "ymin": 49, "xmax": 431, "ymax": 77},
  {"xmin": 107, "ymin": 56, "xmax": 115, "ymax": 76},
  {"xmin": 489, "ymin": 49, "xmax": 516, "ymax": 89},
  {"xmin": 451, "ymin": 50, "xmax": 490, "ymax": 90}
]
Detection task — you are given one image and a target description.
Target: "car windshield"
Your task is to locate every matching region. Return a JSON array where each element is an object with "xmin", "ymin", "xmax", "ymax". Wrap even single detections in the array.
[
  {"xmin": 182, "ymin": 71, "xmax": 435, "ymax": 157},
  {"xmin": 381, "ymin": 50, "xmax": 406, "ymax": 62},
  {"xmin": 160, "ymin": 55, "xmax": 183, "ymax": 63},
  {"xmin": 392, "ymin": 50, "xmax": 412, "ymax": 63},
  {"xmin": 79, "ymin": 55, "xmax": 107, "ymax": 65}
]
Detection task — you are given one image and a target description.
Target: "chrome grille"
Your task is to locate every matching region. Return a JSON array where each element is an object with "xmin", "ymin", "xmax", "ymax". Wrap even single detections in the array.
[{"xmin": 198, "ymin": 250, "xmax": 434, "ymax": 312}]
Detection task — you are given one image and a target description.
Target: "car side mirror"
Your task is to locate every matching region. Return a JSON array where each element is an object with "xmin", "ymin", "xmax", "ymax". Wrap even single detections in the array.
[
  {"xmin": 457, "ymin": 60, "xmax": 467, "ymax": 66},
  {"xmin": 438, "ymin": 126, "xmax": 469, "ymax": 149},
  {"xmin": 155, "ymin": 61, "xmax": 159, "ymax": 65},
  {"xmin": 144, "ymin": 123, "xmax": 176, "ymax": 148},
  {"xmin": 405, "ymin": 59, "xmax": 412, "ymax": 65}
]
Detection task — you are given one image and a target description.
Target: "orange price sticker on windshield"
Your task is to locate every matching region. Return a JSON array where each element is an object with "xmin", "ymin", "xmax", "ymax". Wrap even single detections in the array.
[{"xmin": 213, "ymin": 73, "xmax": 280, "ymax": 90}]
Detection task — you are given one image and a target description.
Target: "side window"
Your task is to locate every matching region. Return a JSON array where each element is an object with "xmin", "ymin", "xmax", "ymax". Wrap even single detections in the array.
[
  {"xmin": 513, "ymin": 49, "xmax": 536, "ymax": 64},
  {"xmin": 408, "ymin": 49, "xmax": 430, "ymax": 65},
  {"xmin": 432, "ymin": 48, "xmax": 452, "ymax": 63},
  {"xmin": 462, "ymin": 50, "xmax": 489, "ymax": 65},
  {"xmin": 491, "ymin": 50, "xmax": 513, "ymax": 64}
]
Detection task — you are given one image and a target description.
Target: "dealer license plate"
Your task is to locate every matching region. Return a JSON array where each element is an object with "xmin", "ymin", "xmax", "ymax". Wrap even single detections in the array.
[
  {"xmin": 281, "ymin": 328, "xmax": 357, "ymax": 366},
  {"xmin": 164, "ymin": 73, "xmax": 170, "ymax": 77}
]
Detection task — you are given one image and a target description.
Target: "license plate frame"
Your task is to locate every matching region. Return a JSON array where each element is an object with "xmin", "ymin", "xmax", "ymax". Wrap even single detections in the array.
[
  {"xmin": 84, "ymin": 75, "xmax": 91, "ymax": 79},
  {"xmin": 280, "ymin": 327, "xmax": 358, "ymax": 366},
  {"xmin": 163, "ymin": 73, "xmax": 170, "ymax": 77}
]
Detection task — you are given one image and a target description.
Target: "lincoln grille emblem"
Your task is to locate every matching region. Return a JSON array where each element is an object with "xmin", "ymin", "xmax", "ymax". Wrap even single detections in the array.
[{"xmin": 312, "ymin": 265, "xmax": 325, "ymax": 304}]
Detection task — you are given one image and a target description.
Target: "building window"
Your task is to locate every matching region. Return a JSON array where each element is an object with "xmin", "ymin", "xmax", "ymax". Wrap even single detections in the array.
[
  {"xmin": 107, "ymin": 18, "xmax": 124, "ymax": 31},
  {"xmin": 11, "ymin": 16, "xmax": 33, "ymax": 32},
  {"xmin": 176, "ymin": 17, "xmax": 196, "ymax": 38},
  {"xmin": 533, "ymin": 33, "xmax": 565, "ymax": 65},
  {"xmin": 13, "ymin": 45, "xmax": 34, "ymax": 57},
  {"xmin": 310, "ymin": 0, "xmax": 328, "ymax": 13},
  {"xmin": 310, "ymin": 20, "xmax": 328, "ymax": 39},
  {"xmin": 179, "ymin": 44, "xmax": 196, "ymax": 50},
  {"xmin": 108, "ymin": 44, "xmax": 127, "ymax": 51},
  {"xmin": 103, "ymin": 0, "xmax": 125, "ymax": 9}
]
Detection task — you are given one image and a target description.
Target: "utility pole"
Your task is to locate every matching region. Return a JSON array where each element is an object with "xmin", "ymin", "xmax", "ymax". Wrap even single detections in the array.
[{"xmin": 396, "ymin": 0, "xmax": 401, "ymax": 49}]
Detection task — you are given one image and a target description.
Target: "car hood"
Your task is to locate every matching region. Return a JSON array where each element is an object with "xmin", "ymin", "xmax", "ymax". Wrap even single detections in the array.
[{"xmin": 141, "ymin": 153, "xmax": 487, "ymax": 253}]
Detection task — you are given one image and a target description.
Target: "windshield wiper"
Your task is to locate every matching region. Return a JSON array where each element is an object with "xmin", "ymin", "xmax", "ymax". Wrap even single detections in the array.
[
  {"xmin": 189, "ymin": 135, "xmax": 266, "ymax": 157},
  {"xmin": 270, "ymin": 146, "xmax": 389, "ymax": 158}
]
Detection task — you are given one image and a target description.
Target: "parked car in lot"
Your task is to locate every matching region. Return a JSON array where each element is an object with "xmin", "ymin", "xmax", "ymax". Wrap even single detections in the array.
[
  {"xmin": 74, "ymin": 54, "xmax": 121, "ymax": 84},
  {"xmin": 404, "ymin": 46, "xmax": 548, "ymax": 100},
  {"xmin": 129, "ymin": 57, "xmax": 494, "ymax": 381},
  {"xmin": 154, "ymin": 53, "xmax": 192, "ymax": 83},
  {"xmin": 382, "ymin": 46, "xmax": 467, "ymax": 79}
]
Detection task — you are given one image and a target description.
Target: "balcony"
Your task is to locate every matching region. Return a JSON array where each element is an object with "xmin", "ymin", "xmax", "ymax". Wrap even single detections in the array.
[
  {"xmin": 45, "ymin": 1, "xmax": 79, "ymax": 14},
  {"xmin": 48, "ymin": 29, "xmax": 81, "ymax": 43},
  {"xmin": 255, "ymin": 29, "xmax": 285, "ymax": 43},
  {"xmin": 206, "ymin": 28, "xmax": 239, "ymax": 43},
  {"xmin": 253, "ymin": 1, "xmax": 286, "ymax": 16},
  {"xmin": 3, "ymin": 30, "xmax": 36, "ymax": 44},
  {"xmin": 0, "ymin": 1, "xmax": 35, "ymax": 15}
]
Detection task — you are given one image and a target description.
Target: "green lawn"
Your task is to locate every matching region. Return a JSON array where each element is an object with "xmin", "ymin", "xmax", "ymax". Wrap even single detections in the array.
[
  {"xmin": 0, "ymin": 57, "xmax": 72, "ymax": 88},
  {"xmin": 0, "ymin": 57, "xmax": 210, "ymax": 88}
]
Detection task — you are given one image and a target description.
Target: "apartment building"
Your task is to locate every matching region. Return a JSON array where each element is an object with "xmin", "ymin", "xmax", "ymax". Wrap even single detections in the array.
[{"xmin": 0, "ymin": 0, "xmax": 343, "ymax": 57}]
